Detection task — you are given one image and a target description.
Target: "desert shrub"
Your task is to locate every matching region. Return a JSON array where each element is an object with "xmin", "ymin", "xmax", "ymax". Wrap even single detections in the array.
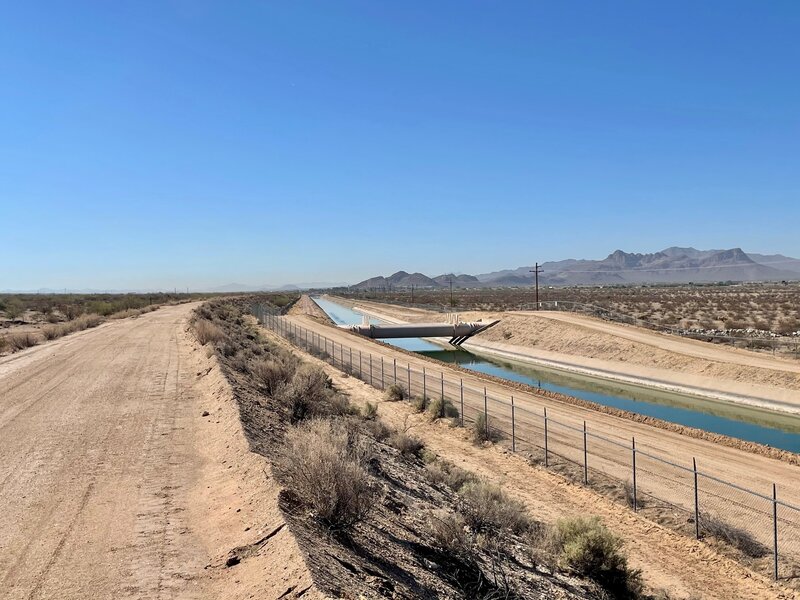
[
  {"xmin": 427, "ymin": 511, "xmax": 471, "ymax": 557},
  {"xmin": 425, "ymin": 460, "xmax": 477, "ymax": 492},
  {"xmin": 547, "ymin": 516, "xmax": 642, "ymax": 597},
  {"xmin": 362, "ymin": 401, "xmax": 378, "ymax": 420},
  {"xmin": 276, "ymin": 364, "xmax": 352, "ymax": 422},
  {"xmin": 460, "ymin": 481, "xmax": 531, "ymax": 535},
  {"xmin": 193, "ymin": 318, "xmax": 226, "ymax": 345},
  {"xmin": 276, "ymin": 419, "xmax": 376, "ymax": 531},
  {"xmin": 388, "ymin": 431, "xmax": 425, "ymax": 457},
  {"xmin": 472, "ymin": 413, "xmax": 499, "ymax": 443},
  {"xmin": 250, "ymin": 357, "xmax": 297, "ymax": 395},
  {"xmin": 41, "ymin": 325, "xmax": 63, "ymax": 340},
  {"xmin": 427, "ymin": 397, "xmax": 459, "ymax": 421},
  {"xmin": 0, "ymin": 336, "xmax": 8, "ymax": 353},
  {"xmin": 8, "ymin": 332, "xmax": 39, "ymax": 351},
  {"xmin": 412, "ymin": 395, "xmax": 429, "ymax": 413},
  {"xmin": 385, "ymin": 384, "xmax": 406, "ymax": 401},
  {"xmin": 75, "ymin": 314, "xmax": 102, "ymax": 329},
  {"xmin": 699, "ymin": 512, "xmax": 768, "ymax": 558},
  {"xmin": 360, "ymin": 418, "xmax": 391, "ymax": 442},
  {"xmin": 4, "ymin": 300, "xmax": 25, "ymax": 321},
  {"xmin": 623, "ymin": 480, "xmax": 644, "ymax": 510}
]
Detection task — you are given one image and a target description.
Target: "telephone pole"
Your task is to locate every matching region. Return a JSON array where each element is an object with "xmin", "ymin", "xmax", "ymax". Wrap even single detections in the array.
[
  {"xmin": 449, "ymin": 276, "xmax": 454, "ymax": 308},
  {"xmin": 530, "ymin": 263, "xmax": 543, "ymax": 309}
]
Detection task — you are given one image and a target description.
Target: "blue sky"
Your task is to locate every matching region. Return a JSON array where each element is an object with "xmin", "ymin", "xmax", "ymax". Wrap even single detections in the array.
[{"xmin": 1, "ymin": 2, "xmax": 798, "ymax": 290}]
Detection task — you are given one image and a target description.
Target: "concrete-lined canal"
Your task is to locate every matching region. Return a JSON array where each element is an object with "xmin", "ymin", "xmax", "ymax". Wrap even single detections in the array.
[{"xmin": 312, "ymin": 296, "xmax": 800, "ymax": 452}]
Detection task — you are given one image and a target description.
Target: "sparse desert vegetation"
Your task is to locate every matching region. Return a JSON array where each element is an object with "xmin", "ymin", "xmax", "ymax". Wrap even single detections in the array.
[{"xmin": 202, "ymin": 296, "xmax": 659, "ymax": 598}]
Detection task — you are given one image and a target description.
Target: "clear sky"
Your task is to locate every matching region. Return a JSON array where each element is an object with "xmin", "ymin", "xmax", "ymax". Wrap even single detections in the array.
[{"xmin": 2, "ymin": 2, "xmax": 798, "ymax": 290}]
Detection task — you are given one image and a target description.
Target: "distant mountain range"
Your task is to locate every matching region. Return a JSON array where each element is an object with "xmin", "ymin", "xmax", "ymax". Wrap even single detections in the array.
[{"xmin": 351, "ymin": 247, "xmax": 800, "ymax": 289}]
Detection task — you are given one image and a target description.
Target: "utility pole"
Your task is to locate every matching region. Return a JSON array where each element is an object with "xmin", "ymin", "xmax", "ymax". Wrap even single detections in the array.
[
  {"xmin": 449, "ymin": 276, "xmax": 453, "ymax": 308},
  {"xmin": 530, "ymin": 263, "xmax": 543, "ymax": 309}
]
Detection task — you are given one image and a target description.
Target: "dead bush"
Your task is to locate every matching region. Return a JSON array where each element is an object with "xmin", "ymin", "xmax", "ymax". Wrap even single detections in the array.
[
  {"xmin": 360, "ymin": 418, "xmax": 392, "ymax": 442},
  {"xmin": 547, "ymin": 516, "xmax": 643, "ymax": 598},
  {"xmin": 276, "ymin": 419, "xmax": 376, "ymax": 532},
  {"xmin": 460, "ymin": 481, "xmax": 531, "ymax": 535},
  {"xmin": 0, "ymin": 336, "xmax": 8, "ymax": 353},
  {"xmin": 388, "ymin": 431, "xmax": 425, "ymax": 457},
  {"xmin": 8, "ymin": 332, "xmax": 38, "ymax": 351},
  {"xmin": 699, "ymin": 512, "xmax": 768, "ymax": 558},
  {"xmin": 193, "ymin": 318, "xmax": 225, "ymax": 345},
  {"xmin": 276, "ymin": 364, "xmax": 352, "ymax": 423},
  {"xmin": 385, "ymin": 383, "xmax": 406, "ymax": 401},
  {"xmin": 427, "ymin": 397, "xmax": 459, "ymax": 421},
  {"xmin": 250, "ymin": 357, "xmax": 297, "ymax": 395}
]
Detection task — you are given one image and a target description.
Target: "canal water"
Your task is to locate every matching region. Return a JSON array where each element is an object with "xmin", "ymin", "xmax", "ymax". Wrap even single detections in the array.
[{"xmin": 312, "ymin": 297, "xmax": 800, "ymax": 452}]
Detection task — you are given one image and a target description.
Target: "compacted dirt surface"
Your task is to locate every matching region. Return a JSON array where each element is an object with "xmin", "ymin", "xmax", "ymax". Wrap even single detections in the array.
[{"xmin": 0, "ymin": 303, "xmax": 318, "ymax": 600}]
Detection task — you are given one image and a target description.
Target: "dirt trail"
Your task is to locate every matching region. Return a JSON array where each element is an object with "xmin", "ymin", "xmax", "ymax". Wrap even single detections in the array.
[
  {"xmin": 264, "ymin": 327, "xmax": 796, "ymax": 600},
  {"xmin": 0, "ymin": 303, "xmax": 319, "ymax": 600}
]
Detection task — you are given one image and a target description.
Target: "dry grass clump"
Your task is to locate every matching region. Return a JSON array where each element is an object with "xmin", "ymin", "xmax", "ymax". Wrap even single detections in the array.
[
  {"xmin": 385, "ymin": 383, "xmax": 406, "ymax": 401},
  {"xmin": 425, "ymin": 460, "xmax": 477, "ymax": 491},
  {"xmin": 8, "ymin": 332, "xmax": 39, "ymax": 351},
  {"xmin": 427, "ymin": 511, "xmax": 471, "ymax": 557},
  {"xmin": 276, "ymin": 419, "xmax": 376, "ymax": 532},
  {"xmin": 193, "ymin": 318, "xmax": 226, "ymax": 345},
  {"xmin": 460, "ymin": 481, "xmax": 531, "ymax": 535},
  {"xmin": 40, "ymin": 313, "xmax": 104, "ymax": 341},
  {"xmin": 427, "ymin": 397, "xmax": 459, "ymax": 421},
  {"xmin": 699, "ymin": 512, "xmax": 768, "ymax": 558},
  {"xmin": 249, "ymin": 356, "xmax": 297, "ymax": 395},
  {"xmin": 0, "ymin": 336, "xmax": 8, "ymax": 353},
  {"xmin": 546, "ymin": 516, "xmax": 643, "ymax": 598},
  {"xmin": 388, "ymin": 431, "xmax": 425, "ymax": 457}
]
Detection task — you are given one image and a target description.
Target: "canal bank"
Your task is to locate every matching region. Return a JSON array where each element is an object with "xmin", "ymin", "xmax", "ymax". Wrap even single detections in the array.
[{"xmin": 313, "ymin": 295, "xmax": 800, "ymax": 453}]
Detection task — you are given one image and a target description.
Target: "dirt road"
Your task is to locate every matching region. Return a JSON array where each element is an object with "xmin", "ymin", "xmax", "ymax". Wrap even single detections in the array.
[{"xmin": 0, "ymin": 304, "xmax": 317, "ymax": 600}]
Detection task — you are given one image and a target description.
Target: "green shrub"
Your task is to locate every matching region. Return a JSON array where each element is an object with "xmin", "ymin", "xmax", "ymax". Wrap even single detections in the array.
[
  {"xmin": 362, "ymin": 401, "xmax": 378, "ymax": 420},
  {"xmin": 427, "ymin": 397, "xmax": 459, "ymax": 421},
  {"xmin": 412, "ymin": 395, "xmax": 429, "ymax": 413},
  {"xmin": 385, "ymin": 384, "xmax": 406, "ymax": 401},
  {"xmin": 548, "ymin": 516, "xmax": 642, "ymax": 597},
  {"xmin": 472, "ymin": 413, "xmax": 499, "ymax": 443}
]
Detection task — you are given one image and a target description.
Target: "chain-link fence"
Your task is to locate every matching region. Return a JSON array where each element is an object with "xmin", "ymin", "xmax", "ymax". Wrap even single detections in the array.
[{"xmin": 252, "ymin": 304, "xmax": 800, "ymax": 580}]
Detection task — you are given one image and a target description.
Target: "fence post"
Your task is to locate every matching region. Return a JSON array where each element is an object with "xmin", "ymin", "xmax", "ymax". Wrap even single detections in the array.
[
  {"xmin": 544, "ymin": 407, "xmax": 549, "ymax": 467},
  {"xmin": 773, "ymin": 483, "xmax": 779, "ymax": 580},
  {"xmin": 423, "ymin": 367, "xmax": 427, "ymax": 399},
  {"xmin": 631, "ymin": 437, "xmax": 638, "ymax": 512},
  {"xmin": 369, "ymin": 353, "xmax": 373, "ymax": 386},
  {"xmin": 583, "ymin": 421, "xmax": 588, "ymax": 484},
  {"xmin": 381, "ymin": 357, "xmax": 384, "ymax": 390},
  {"xmin": 483, "ymin": 387, "xmax": 488, "ymax": 436},
  {"xmin": 460, "ymin": 379, "xmax": 464, "ymax": 427},
  {"xmin": 349, "ymin": 347, "xmax": 353, "ymax": 372},
  {"xmin": 407, "ymin": 363, "xmax": 411, "ymax": 395},
  {"xmin": 359, "ymin": 350, "xmax": 362, "ymax": 378},
  {"xmin": 511, "ymin": 396, "xmax": 516, "ymax": 452},
  {"xmin": 693, "ymin": 457, "xmax": 700, "ymax": 539},
  {"xmin": 393, "ymin": 358, "xmax": 397, "ymax": 384},
  {"xmin": 440, "ymin": 372, "xmax": 444, "ymax": 400}
]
